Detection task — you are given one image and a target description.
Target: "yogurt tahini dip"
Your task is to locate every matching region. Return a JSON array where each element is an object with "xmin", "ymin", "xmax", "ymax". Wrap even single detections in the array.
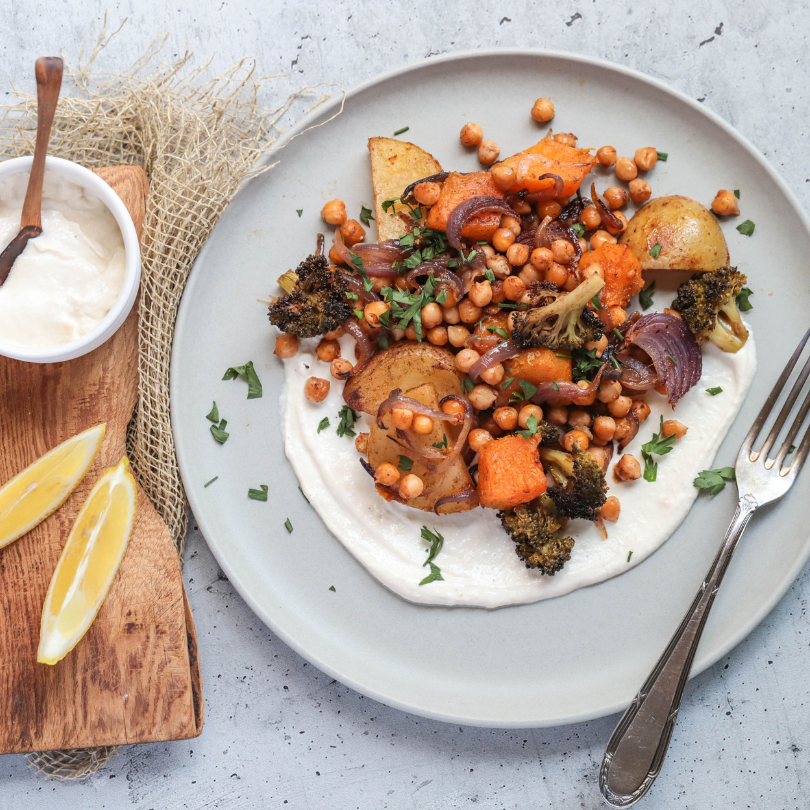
[{"xmin": 0, "ymin": 171, "xmax": 126, "ymax": 348}]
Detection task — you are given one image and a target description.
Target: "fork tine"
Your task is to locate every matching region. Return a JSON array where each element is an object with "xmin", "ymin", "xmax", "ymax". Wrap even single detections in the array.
[
  {"xmin": 743, "ymin": 327, "xmax": 810, "ymax": 458},
  {"xmin": 775, "ymin": 383, "xmax": 810, "ymax": 470},
  {"xmin": 758, "ymin": 349, "xmax": 810, "ymax": 461}
]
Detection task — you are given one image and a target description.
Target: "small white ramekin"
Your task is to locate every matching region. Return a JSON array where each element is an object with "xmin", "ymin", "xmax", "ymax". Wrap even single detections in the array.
[{"xmin": 0, "ymin": 155, "xmax": 141, "ymax": 363}]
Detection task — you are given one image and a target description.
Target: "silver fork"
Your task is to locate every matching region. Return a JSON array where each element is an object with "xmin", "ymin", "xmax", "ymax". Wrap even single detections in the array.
[{"xmin": 599, "ymin": 327, "xmax": 810, "ymax": 808}]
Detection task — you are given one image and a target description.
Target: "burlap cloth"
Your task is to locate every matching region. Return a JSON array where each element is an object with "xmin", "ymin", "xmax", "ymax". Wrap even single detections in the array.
[{"xmin": 0, "ymin": 29, "xmax": 341, "ymax": 779}]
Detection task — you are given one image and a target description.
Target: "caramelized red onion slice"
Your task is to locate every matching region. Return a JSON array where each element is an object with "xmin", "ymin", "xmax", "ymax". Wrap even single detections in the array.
[
  {"xmin": 615, "ymin": 352, "xmax": 658, "ymax": 391},
  {"xmin": 430, "ymin": 396, "xmax": 473, "ymax": 475},
  {"xmin": 533, "ymin": 215, "xmax": 554, "ymax": 250},
  {"xmin": 338, "ymin": 321, "xmax": 373, "ymax": 379},
  {"xmin": 590, "ymin": 182, "xmax": 624, "ymax": 232},
  {"xmin": 401, "ymin": 172, "xmax": 451, "ymax": 201},
  {"xmin": 468, "ymin": 339, "xmax": 523, "ymax": 382},
  {"xmin": 530, "ymin": 362, "xmax": 609, "ymax": 405},
  {"xmin": 340, "ymin": 272, "xmax": 380, "ymax": 305},
  {"xmin": 446, "ymin": 196, "xmax": 518, "ymax": 250},
  {"xmin": 524, "ymin": 173, "xmax": 565, "ymax": 201},
  {"xmin": 434, "ymin": 486, "xmax": 480, "ymax": 514},
  {"xmin": 376, "ymin": 389, "xmax": 463, "ymax": 430},
  {"xmin": 618, "ymin": 409, "xmax": 640, "ymax": 450},
  {"xmin": 624, "ymin": 313, "xmax": 702, "ymax": 406},
  {"xmin": 333, "ymin": 230, "xmax": 402, "ymax": 278},
  {"xmin": 404, "ymin": 261, "xmax": 464, "ymax": 299}
]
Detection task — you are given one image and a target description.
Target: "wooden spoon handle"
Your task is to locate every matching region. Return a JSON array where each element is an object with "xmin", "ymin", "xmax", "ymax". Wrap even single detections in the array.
[{"xmin": 20, "ymin": 57, "xmax": 63, "ymax": 231}]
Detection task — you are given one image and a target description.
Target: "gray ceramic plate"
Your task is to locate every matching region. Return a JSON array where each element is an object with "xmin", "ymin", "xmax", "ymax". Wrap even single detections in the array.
[{"xmin": 172, "ymin": 50, "xmax": 810, "ymax": 727}]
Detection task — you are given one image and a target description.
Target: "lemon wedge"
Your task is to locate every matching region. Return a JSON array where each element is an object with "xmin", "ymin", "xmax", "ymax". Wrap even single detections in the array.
[
  {"xmin": 38, "ymin": 456, "xmax": 137, "ymax": 665},
  {"xmin": 0, "ymin": 423, "xmax": 106, "ymax": 550}
]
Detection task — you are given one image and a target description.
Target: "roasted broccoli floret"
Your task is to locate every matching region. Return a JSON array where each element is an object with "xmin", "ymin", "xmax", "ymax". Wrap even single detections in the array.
[
  {"xmin": 268, "ymin": 254, "xmax": 352, "ymax": 338},
  {"xmin": 499, "ymin": 494, "xmax": 574, "ymax": 574},
  {"xmin": 538, "ymin": 447, "xmax": 607, "ymax": 522},
  {"xmin": 671, "ymin": 267, "xmax": 749, "ymax": 353},
  {"xmin": 537, "ymin": 419, "xmax": 562, "ymax": 447},
  {"xmin": 511, "ymin": 273, "xmax": 604, "ymax": 352}
]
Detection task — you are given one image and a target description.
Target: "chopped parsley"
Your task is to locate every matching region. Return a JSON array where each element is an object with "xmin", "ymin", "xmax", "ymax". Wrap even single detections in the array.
[
  {"xmin": 498, "ymin": 301, "xmax": 529, "ymax": 311},
  {"xmin": 398, "ymin": 455, "xmax": 414, "ymax": 472},
  {"xmin": 706, "ymin": 387, "xmax": 723, "ymax": 396},
  {"xmin": 667, "ymin": 354, "xmax": 678, "ymax": 366},
  {"xmin": 349, "ymin": 252, "xmax": 374, "ymax": 292},
  {"xmin": 329, "ymin": 585, "xmax": 336, "ymax": 592},
  {"xmin": 223, "ymin": 361, "xmax": 263, "ymax": 399},
  {"xmin": 377, "ymin": 334, "xmax": 389, "ymax": 350},
  {"xmin": 485, "ymin": 268, "xmax": 496, "ymax": 283},
  {"xmin": 462, "ymin": 375, "xmax": 475, "ymax": 394},
  {"xmin": 736, "ymin": 287, "xmax": 754, "ymax": 311},
  {"xmin": 317, "ymin": 417, "xmax": 330, "ymax": 434},
  {"xmin": 639, "ymin": 281, "xmax": 656, "ymax": 310},
  {"xmin": 432, "ymin": 434, "xmax": 449, "ymax": 449},
  {"xmin": 591, "ymin": 293, "xmax": 602, "ymax": 313},
  {"xmin": 641, "ymin": 416, "xmax": 677, "ymax": 482},
  {"xmin": 435, "ymin": 288, "xmax": 448, "ymax": 306},
  {"xmin": 551, "ymin": 382, "xmax": 560, "ymax": 392},
  {"xmin": 736, "ymin": 219, "xmax": 755, "ymax": 236},
  {"xmin": 248, "ymin": 485, "xmax": 268, "ymax": 501},
  {"xmin": 296, "ymin": 209, "xmax": 303, "ymax": 217},
  {"xmin": 204, "ymin": 476, "xmax": 218, "ymax": 487},
  {"xmin": 613, "ymin": 327, "xmax": 624, "ymax": 341},
  {"xmin": 418, "ymin": 526, "xmax": 445, "ymax": 586},
  {"xmin": 571, "ymin": 347, "xmax": 601, "ymax": 383},
  {"xmin": 501, "ymin": 376, "xmax": 515, "ymax": 390},
  {"xmin": 336, "ymin": 405, "xmax": 359, "ymax": 438},
  {"xmin": 649, "ymin": 243, "xmax": 662, "ymax": 259},
  {"xmin": 509, "ymin": 378, "xmax": 538, "ymax": 403},
  {"xmin": 486, "ymin": 325, "xmax": 510, "ymax": 340},
  {"xmin": 380, "ymin": 268, "xmax": 446, "ymax": 341},
  {"xmin": 572, "ymin": 222, "xmax": 585, "ymax": 237},
  {"xmin": 353, "ymin": 308, "xmax": 365, "ymax": 321},
  {"xmin": 627, "ymin": 550, "xmax": 634, "ymax": 563},
  {"xmin": 420, "ymin": 562, "xmax": 444, "ymax": 586},
  {"xmin": 393, "ymin": 126, "xmax": 410, "ymax": 136},
  {"xmin": 205, "ymin": 401, "xmax": 219, "ymax": 423},
  {"xmin": 790, "ymin": 445, "xmax": 797, "ymax": 453},
  {"xmin": 359, "ymin": 205, "xmax": 374, "ymax": 226},
  {"xmin": 656, "ymin": 151, "xmax": 668, "ymax": 162},
  {"xmin": 611, "ymin": 356, "xmax": 622, "ymax": 370},
  {"xmin": 345, "ymin": 291, "xmax": 359, "ymax": 301},
  {"xmin": 210, "ymin": 419, "xmax": 229, "ymax": 444},
  {"xmin": 298, "ymin": 485, "xmax": 310, "ymax": 504},
  {"xmin": 284, "ymin": 517, "xmax": 293, "ymax": 533},
  {"xmin": 733, "ymin": 189, "xmax": 740, "ymax": 199},
  {"xmin": 517, "ymin": 413, "xmax": 540, "ymax": 439},
  {"xmin": 694, "ymin": 466, "xmax": 735, "ymax": 495}
]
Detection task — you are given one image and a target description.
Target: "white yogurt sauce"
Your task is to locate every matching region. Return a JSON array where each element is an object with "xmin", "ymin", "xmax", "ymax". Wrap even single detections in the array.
[
  {"xmin": 0, "ymin": 171, "xmax": 126, "ymax": 348},
  {"xmin": 283, "ymin": 294, "xmax": 756, "ymax": 608}
]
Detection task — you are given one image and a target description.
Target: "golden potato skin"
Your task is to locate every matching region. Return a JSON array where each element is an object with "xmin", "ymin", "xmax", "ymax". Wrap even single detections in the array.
[
  {"xmin": 619, "ymin": 195, "xmax": 730, "ymax": 272},
  {"xmin": 368, "ymin": 137, "xmax": 443, "ymax": 241},
  {"xmin": 343, "ymin": 340, "xmax": 462, "ymax": 415}
]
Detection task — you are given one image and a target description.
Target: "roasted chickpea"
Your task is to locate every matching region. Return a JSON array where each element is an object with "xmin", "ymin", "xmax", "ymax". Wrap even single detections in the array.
[
  {"xmin": 506, "ymin": 242, "xmax": 530, "ymax": 267},
  {"xmin": 398, "ymin": 474, "xmax": 424, "ymax": 500},
  {"xmin": 413, "ymin": 181, "xmax": 441, "ymax": 206},
  {"xmin": 605, "ymin": 210, "xmax": 628, "ymax": 235},
  {"xmin": 330, "ymin": 357, "xmax": 353, "ymax": 379},
  {"xmin": 580, "ymin": 205, "xmax": 602, "ymax": 230},
  {"xmin": 593, "ymin": 415, "xmax": 616, "ymax": 441},
  {"xmin": 609, "ymin": 306, "xmax": 627, "ymax": 325},
  {"xmin": 563, "ymin": 429, "xmax": 590, "ymax": 452},
  {"xmin": 304, "ymin": 376, "xmax": 330, "ymax": 403},
  {"xmin": 325, "ymin": 325, "xmax": 346, "ymax": 340},
  {"xmin": 413, "ymin": 415, "xmax": 434, "ymax": 434},
  {"xmin": 662, "ymin": 419, "xmax": 688, "ymax": 440},
  {"xmin": 480, "ymin": 244, "xmax": 496, "ymax": 259},
  {"xmin": 375, "ymin": 462, "xmax": 400, "ymax": 487},
  {"xmin": 340, "ymin": 218, "xmax": 366, "ymax": 246},
  {"xmin": 597, "ymin": 379, "xmax": 622, "ymax": 403},
  {"xmin": 316, "ymin": 338, "xmax": 340, "ymax": 363},
  {"xmin": 468, "ymin": 428, "xmax": 493, "ymax": 453},
  {"xmin": 545, "ymin": 405, "xmax": 568, "ymax": 426},
  {"xmin": 537, "ymin": 200, "xmax": 562, "ymax": 220},
  {"xmin": 493, "ymin": 406, "xmax": 519, "ymax": 431},
  {"xmin": 274, "ymin": 333, "xmax": 299, "ymax": 358},
  {"xmin": 586, "ymin": 334, "xmax": 609, "ymax": 358},
  {"xmin": 392, "ymin": 407, "xmax": 414, "ymax": 431},
  {"xmin": 448, "ymin": 324, "xmax": 471, "ymax": 348},
  {"xmin": 478, "ymin": 139, "xmax": 501, "ymax": 164},
  {"xmin": 420, "ymin": 302, "xmax": 443, "ymax": 330},
  {"xmin": 321, "ymin": 198, "xmax": 347, "ymax": 225},
  {"xmin": 530, "ymin": 247, "xmax": 554, "ymax": 271},
  {"xmin": 487, "ymin": 254, "xmax": 512, "ymax": 279},
  {"xmin": 634, "ymin": 147, "xmax": 658, "ymax": 172},
  {"xmin": 518, "ymin": 264, "xmax": 542, "ymax": 287},
  {"xmin": 590, "ymin": 230, "xmax": 618, "ymax": 250},
  {"xmin": 596, "ymin": 145, "xmax": 617, "ymax": 167},
  {"xmin": 588, "ymin": 445, "xmax": 610, "ymax": 471},
  {"xmin": 568, "ymin": 409, "xmax": 592, "ymax": 428},
  {"xmin": 518, "ymin": 404, "xmax": 544, "ymax": 429},
  {"xmin": 364, "ymin": 300, "xmax": 390, "ymax": 327},
  {"xmin": 553, "ymin": 132, "xmax": 577, "ymax": 147},
  {"xmin": 480, "ymin": 363, "xmax": 505, "ymax": 385},
  {"xmin": 608, "ymin": 395, "xmax": 632, "ymax": 418},
  {"xmin": 468, "ymin": 281, "xmax": 493, "ymax": 308},
  {"xmin": 503, "ymin": 275, "xmax": 527, "ymax": 301},
  {"xmin": 458, "ymin": 299, "xmax": 483, "ymax": 323},
  {"xmin": 545, "ymin": 262, "xmax": 568, "ymax": 287},
  {"xmin": 405, "ymin": 324, "xmax": 418, "ymax": 341},
  {"xmin": 574, "ymin": 380, "xmax": 597, "ymax": 406},
  {"xmin": 562, "ymin": 271, "xmax": 579, "ymax": 292},
  {"xmin": 492, "ymin": 227, "xmax": 516, "ymax": 252},
  {"xmin": 603, "ymin": 186, "xmax": 630, "ymax": 210},
  {"xmin": 328, "ymin": 246, "xmax": 345, "ymax": 265},
  {"xmin": 615, "ymin": 157, "xmax": 638, "ymax": 182},
  {"xmin": 551, "ymin": 239, "xmax": 576, "ymax": 265},
  {"xmin": 468, "ymin": 384, "xmax": 498, "ymax": 410},
  {"xmin": 601, "ymin": 496, "xmax": 621, "ymax": 522},
  {"xmin": 629, "ymin": 178, "xmax": 652, "ymax": 203},
  {"xmin": 712, "ymin": 189, "xmax": 740, "ymax": 216},
  {"xmin": 355, "ymin": 432, "xmax": 369, "ymax": 454},
  {"xmin": 631, "ymin": 400, "xmax": 651, "ymax": 423},
  {"xmin": 614, "ymin": 454, "xmax": 641, "ymax": 482},
  {"xmin": 511, "ymin": 198, "xmax": 532, "ymax": 215},
  {"xmin": 531, "ymin": 97, "xmax": 555, "ymax": 123},
  {"xmin": 460, "ymin": 122, "xmax": 484, "ymax": 147},
  {"xmin": 490, "ymin": 280, "xmax": 507, "ymax": 305},
  {"xmin": 455, "ymin": 348, "xmax": 481, "ymax": 373},
  {"xmin": 427, "ymin": 325, "xmax": 448, "ymax": 346},
  {"xmin": 442, "ymin": 304, "xmax": 461, "ymax": 324},
  {"xmin": 580, "ymin": 260, "xmax": 604, "ymax": 281},
  {"xmin": 391, "ymin": 327, "xmax": 406, "ymax": 341},
  {"xmin": 613, "ymin": 417, "xmax": 634, "ymax": 443},
  {"xmin": 491, "ymin": 163, "xmax": 516, "ymax": 191},
  {"xmin": 501, "ymin": 215, "xmax": 522, "ymax": 235}
]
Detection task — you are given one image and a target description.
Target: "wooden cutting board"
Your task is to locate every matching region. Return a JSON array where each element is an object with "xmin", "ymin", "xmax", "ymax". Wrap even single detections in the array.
[{"xmin": 0, "ymin": 165, "xmax": 203, "ymax": 754}]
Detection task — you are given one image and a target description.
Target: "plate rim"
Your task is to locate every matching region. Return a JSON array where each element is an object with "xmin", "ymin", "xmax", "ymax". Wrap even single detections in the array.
[{"xmin": 172, "ymin": 47, "xmax": 810, "ymax": 728}]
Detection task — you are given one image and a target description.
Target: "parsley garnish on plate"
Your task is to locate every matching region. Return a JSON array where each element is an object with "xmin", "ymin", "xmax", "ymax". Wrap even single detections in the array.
[
  {"xmin": 296, "ymin": 209, "xmax": 303, "ymax": 218},
  {"xmin": 486, "ymin": 325, "xmax": 510, "ymax": 340},
  {"xmin": 737, "ymin": 219, "xmax": 755, "ymax": 236},
  {"xmin": 432, "ymin": 434, "xmax": 449, "ymax": 450},
  {"xmin": 509, "ymin": 379, "xmax": 539, "ymax": 403},
  {"xmin": 393, "ymin": 126, "xmax": 410, "ymax": 136},
  {"xmin": 572, "ymin": 222, "xmax": 585, "ymax": 237},
  {"xmin": 210, "ymin": 418, "xmax": 229, "ymax": 444},
  {"xmin": 462, "ymin": 375, "xmax": 475, "ymax": 394},
  {"xmin": 551, "ymin": 382, "xmax": 560, "ymax": 392},
  {"xmin": 223, "ymin": 361, "xmax": 263, "ymax": 399},
  {"xmin": 349, "ymin": 252, "xmax": 374, "ymax": 292},
  {"xmin": 694, "ymin": 466, "xmax": 735, "ymax": 495},
  {"xmin": 336, "ymin": 405, "xmax": 359, "ymax": 438},
  {"xmin": 517, "ymin": 413, "xmax": 539, "ymax": 439},
  {"xmin": 571, "ymin": 347, "xmax": 601, "ymax": 383},
  {"xmin": 329, "ymin": 585, "xmax": 336, "ymax": 592},
  {"xmin": 248, "ymin": 485, "xmax": 268, "ymax": 501},
  {"xmin": 736, "ymin": 287, "xmax": 754, "ymax": 311},
  {"xmin": 501, "ymin": 376, "xmax": 515, "ymax": 390},
  {"xmin": 656, "ymin": 151, "xmax": 668, "ymax": 162},
  {"xmin": 627, "ymin": 550, "xmax": 634, "ymax": 563},
  {"xmin": 641, "ymin": 416, "xmax": 677, "ymax": 482},
  {"xmin": 359, "ymin": 205, "xmax": 374, "ymax": 226},
  {"xmin": 284, "ymin": 518, "xmax": 293, "ymax": 533},
  {"xmin": 317, "ymin": 417, "xmax": 330, "ymax": 434},
  {"xmin": 418, "ymin": 526, "xmax": 445, "ymax": 586},
  {"xmin": 398, "ymin": 455, "xmax": 414, "ymax": 472},
  {"xmin": 639, "ymin": 281, "xmax": 656, "ymax": 310},
  {"xmin": 591, "ymin": 293, "xmax": 602, "ymax": 313},
  {"xmin": 706, "ymin": 386, "xmax": 723, "ymax": 396},
  {"xmin": 298, "ymin": 485, "xmax": 310, "ymax": 504},
  {"xmin": 206, "ymin": 401, "xmax": 219, "ymax": 422},
  {"xmin": 649, "ymin": 243, "xmax": 662, "ymax": 259},
  {"xmin": 204, "ymin": 476, "xmax": 218, "ymax": 487}
]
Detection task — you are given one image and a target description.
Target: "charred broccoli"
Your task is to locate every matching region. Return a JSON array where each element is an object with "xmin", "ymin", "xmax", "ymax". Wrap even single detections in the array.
[
  {"xmin": 268, "ymin": 253, "xmax": 352, "ymax": 338},
  {"xmin": 511, "ymin": 273, "xmax": 605, "ymax": 352},
  {"xmin": 671, "ymin": 267, "xmax": 749, "ymax": 353},
  {"xmin": 499, "ymin": 494, "xmax": 574, "ymax": 574},
  {"xmin": 537, "ymin": 419, "xmax": 562, "ymax": 446},
  {"xmin": 538, "ymin": 447, "xmax": 607, "ymax": 522}
]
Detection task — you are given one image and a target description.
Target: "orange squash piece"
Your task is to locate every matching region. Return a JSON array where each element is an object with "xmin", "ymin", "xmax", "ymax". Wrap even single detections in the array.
[
  {"xmin": 496, "ymin": 347, "xmax": 573, "ymax": 408},
  {"xmin": 477, "ymin": 434, "xmax": 547, "ymax": 510},
  {"xmin": 580, "ymin": 243, "xmax": 644, "ymax": 309},
  {"xmin": 426, "ymin": 172, "xmax": 504, "ymax": 240},
  {"xmin": 500, "ymin": 137, "xmax": 597, "ymax": 197}
]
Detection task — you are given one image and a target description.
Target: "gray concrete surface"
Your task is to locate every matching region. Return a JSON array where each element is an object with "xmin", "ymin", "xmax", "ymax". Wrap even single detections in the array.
[{"xmin": 2, "ymin": 1, "xmax": 810, "ymax": 807}]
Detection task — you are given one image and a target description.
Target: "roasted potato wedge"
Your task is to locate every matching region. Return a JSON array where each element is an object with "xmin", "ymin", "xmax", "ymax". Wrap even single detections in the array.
[
  {"xmin": 368, "ymin": 137, "xmax": 442, "ymax": 241},
  {"xmin": 343, "ymin": 340, "xmax": 461, "ymax": 415},
  {"xmin": 368, "ymin": 382, "xmax": 477, "ymax": 514},
  {"xmin": 619, "ymin": 195, "xmax": 730, "ymax": 272}
]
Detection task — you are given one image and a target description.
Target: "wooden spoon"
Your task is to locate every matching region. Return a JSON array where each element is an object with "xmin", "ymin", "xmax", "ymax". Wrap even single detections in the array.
[{"xmin": 0, "ymin": 57, "xmax": 63, "ymax": 287}]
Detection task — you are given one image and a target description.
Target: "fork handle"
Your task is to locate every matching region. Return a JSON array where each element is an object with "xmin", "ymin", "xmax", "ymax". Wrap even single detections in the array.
[{"xmin": 599, "ymin": 493, "xmax": 758, "ymax": 807}]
